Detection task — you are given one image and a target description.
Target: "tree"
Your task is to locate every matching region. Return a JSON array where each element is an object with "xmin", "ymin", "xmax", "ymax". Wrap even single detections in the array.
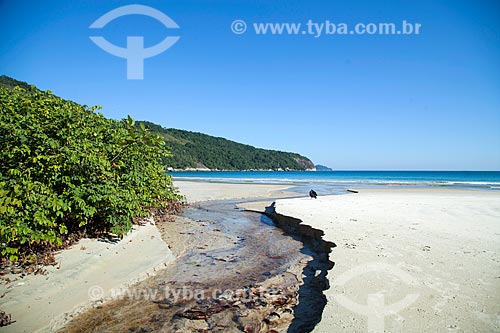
[{"xmin": 0, "ymin": 86, "xmax": 182, "ymax": 261}]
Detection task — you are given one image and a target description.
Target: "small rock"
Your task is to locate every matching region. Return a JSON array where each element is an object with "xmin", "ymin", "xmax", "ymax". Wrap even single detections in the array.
[{"xmin": 11, "ymin": 268, "xmax": 23, "ymax": 274}]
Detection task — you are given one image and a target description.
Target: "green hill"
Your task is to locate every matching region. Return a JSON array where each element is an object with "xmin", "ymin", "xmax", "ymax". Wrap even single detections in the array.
[
  {"xmin": 138, "ymin": 121, "xmax": 315, "ymax": 171},
  {"xmin": 0, "ymin": 75, "xmax": 31, "ymax": 90}
]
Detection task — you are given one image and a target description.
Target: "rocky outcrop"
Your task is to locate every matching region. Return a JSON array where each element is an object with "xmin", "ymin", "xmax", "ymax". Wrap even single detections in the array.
[{"xmin": 294, "ymin": 157, "xmax": 316, "ymax": 171}]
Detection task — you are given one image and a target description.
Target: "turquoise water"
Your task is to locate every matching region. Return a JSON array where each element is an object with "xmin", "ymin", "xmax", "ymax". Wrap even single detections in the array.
[{"xmin": 170, "ymin": 171, "xmax": 500, "ymax": 193}]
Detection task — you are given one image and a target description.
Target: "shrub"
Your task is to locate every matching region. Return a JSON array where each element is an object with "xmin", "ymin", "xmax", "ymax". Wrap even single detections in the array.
[{"xmin": 0, "ymin": 86, "xmax": 182, "ymax": 261}]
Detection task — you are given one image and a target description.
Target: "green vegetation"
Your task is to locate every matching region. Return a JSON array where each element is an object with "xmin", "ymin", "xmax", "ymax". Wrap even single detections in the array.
[
  {"xmin": 0, "ymin": 84, "xmax": 181, "ymax": 261},
  {"xmin": 138, "ymin": 121, "xmax": 315, "ymax": 171},
  {"xmin": 0, "ymin": 75, "xmax": 30, "ymax": 90}
]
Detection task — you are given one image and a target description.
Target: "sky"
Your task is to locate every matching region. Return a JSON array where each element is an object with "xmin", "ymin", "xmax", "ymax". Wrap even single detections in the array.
[{"xmin": 1, "ymin": 0, "xmax": 499, "ymax": 170}]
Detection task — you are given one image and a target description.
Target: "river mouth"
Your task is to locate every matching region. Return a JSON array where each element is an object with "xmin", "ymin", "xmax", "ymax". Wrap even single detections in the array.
[{"xmin": 60, "ymin": 199, "xmax": 333, "ymax": 332}]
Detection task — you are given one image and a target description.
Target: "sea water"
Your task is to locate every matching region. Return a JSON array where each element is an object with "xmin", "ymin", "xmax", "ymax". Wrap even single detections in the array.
[{"xmin": 170, "ymin": 170, "xmax": 500, "ymax": 195}]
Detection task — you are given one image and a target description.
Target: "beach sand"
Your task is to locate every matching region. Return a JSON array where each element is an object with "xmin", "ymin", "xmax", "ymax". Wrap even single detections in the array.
[
  {"xmin": 0, "ymin": 219, "xmax": 175, "ymax": 333},
  {"xmin": 3, "ymin": 182, "xmax": 499, "ymax": 332},
  {"xmin": 175, "ymin": 180, "xmax": 295, "ymax": 203},
  {"xmin": 273, "ymin": 188, "xmax": 500, "ymax": 332}
]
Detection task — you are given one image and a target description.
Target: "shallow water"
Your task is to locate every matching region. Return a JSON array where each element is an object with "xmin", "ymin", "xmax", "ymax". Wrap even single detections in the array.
[
  {"xmin": 179, "ymin": 200, "xmax": 308, "ymax": 283},
  {"xmin": 60, "ymin": 200, "xmax": 311, "ymax": 332}
]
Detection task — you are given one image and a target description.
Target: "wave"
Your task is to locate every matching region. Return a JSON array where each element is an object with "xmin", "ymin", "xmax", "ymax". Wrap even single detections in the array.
[{"xmin": 171, "ymin": 176, "xmax": 500, "ymax": 190}]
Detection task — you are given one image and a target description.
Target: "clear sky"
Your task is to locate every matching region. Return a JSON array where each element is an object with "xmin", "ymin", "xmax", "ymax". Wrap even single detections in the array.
[{"xmin": 1, "ymin": 0, "xmax": 499, "ymax": 170}]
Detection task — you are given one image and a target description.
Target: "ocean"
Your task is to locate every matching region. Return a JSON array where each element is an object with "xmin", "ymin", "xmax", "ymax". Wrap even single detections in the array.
[{"xmin": 170, "ymin": 171, "xmax": 500, "ymax": 195}]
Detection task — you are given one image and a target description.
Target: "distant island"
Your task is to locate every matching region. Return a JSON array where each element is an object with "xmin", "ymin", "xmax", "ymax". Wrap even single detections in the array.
[
  {"xmin": 315, "ymin": 164, "xmax": 333, "ymax": 171},
  {"xmin": 139, "ymin": 121, "xmax": 316, "ymax": 171}
]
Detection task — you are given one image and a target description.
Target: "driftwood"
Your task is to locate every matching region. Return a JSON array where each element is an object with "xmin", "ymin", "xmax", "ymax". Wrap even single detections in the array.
[
  {"xmin": 346, "ymin": 189, "xmax": 359, "ymax": 194},
  {"xmin": 176, "ymin": 303, "xmax": 231, "ymax": 320}
]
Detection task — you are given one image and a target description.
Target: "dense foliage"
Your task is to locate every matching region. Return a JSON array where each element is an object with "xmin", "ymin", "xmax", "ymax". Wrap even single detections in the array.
[
  {"xmin": 0, "ymin": 86, "xmax": 181, "ymax": 261},
  {"xmin": 138, "ymin": 121, "xmax": 315, "ymax": 171}
]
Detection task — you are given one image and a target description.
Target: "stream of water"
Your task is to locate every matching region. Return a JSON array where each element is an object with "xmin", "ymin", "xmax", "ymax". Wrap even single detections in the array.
[{"xmin": 60, "ymin": 199, "xmax": 325, "ymax": 332}]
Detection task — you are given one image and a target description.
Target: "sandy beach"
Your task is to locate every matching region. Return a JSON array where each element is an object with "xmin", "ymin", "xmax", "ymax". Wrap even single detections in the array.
[
  {"xmin": 273, "ymin": 188, "xmax": 500, "ymax": 332},
  {"xmin": 4, "ymin": 1, "xmax": 500, "ymax": 331},
  {"xmin": 2, "ymin": 181, "xmax": 499, "ymax": 332},
  {"xmin": 175, "ymin": 182, "xmax": 500, "ymax": 331},
  {"xmin": 175, "ymin": 180, "xmax": 295, "ymax": 203}
]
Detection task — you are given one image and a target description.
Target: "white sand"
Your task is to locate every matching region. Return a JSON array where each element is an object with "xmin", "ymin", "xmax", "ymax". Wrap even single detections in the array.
[
  {"xmin": 0, "ymin": 220, "xmax": 175, "ymax": 333},
  {"xmin": 174, "ymin": 180, "xmax": 294, "ymax": 203},
  {"xmin": 275, "ymin": 188, "xmax": 500, "ymax": 332}
]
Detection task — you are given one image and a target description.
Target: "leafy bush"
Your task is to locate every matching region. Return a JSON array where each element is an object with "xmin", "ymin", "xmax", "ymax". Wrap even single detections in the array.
[{"xmin": 0, "ymin": 86, "xmax": 182, "ymax": 261}]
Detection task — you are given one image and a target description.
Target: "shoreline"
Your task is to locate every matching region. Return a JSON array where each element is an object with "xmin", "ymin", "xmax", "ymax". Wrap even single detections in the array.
[
  {"xmin": 3, "ymin": 182, "xmax": 499, "ymax": 332},
  {"xmin": 171, "ymin": 171, "xmax": 500, "ymax": 192},
  {"xmin": 174, "ymin": 180, "xmax": 297, "ymax": 203}
]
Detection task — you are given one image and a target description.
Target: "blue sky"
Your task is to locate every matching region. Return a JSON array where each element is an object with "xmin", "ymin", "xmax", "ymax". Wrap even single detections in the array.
[{"xmin": 1, "ymin": 0, "xmax": 499, "ymax": 170}]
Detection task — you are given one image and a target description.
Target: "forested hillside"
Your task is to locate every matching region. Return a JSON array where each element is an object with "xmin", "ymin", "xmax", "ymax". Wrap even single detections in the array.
[{"xmin": 138, "ymin": 121, "xmax": 315, "ymax": 171}]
